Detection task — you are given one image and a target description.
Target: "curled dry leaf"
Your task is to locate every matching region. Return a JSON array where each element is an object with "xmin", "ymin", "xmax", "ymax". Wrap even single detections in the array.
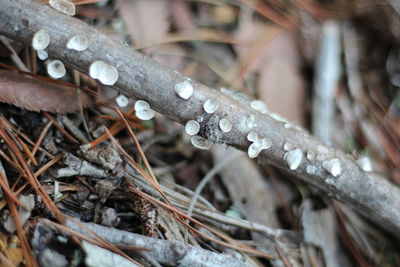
[{"xmin": 0, "ymin": 70, "xmax": 93, "ymax": 114}]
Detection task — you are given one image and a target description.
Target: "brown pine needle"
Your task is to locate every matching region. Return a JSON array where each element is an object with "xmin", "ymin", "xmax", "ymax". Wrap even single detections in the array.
[
  {"xmin": 0, "ymin": 127, "xmax": 65, "ymax": 224},
  {"xmin": 5, "ymin": 180, "xmax": 37, "ymax": 267},
  {"xmin": 104, "ymin": 127, "xmax": 173, "ymax": 208},
  {"xmin": 126, "ymin": 181, "xmax": 274, "ymax": 259},
  {"xmin": 0, "ymin": 172, "xmax": 25, "ymax": 208},
  {"xmin": 115, "ymin": 107, "xmax": 157, "ymax": 183}
]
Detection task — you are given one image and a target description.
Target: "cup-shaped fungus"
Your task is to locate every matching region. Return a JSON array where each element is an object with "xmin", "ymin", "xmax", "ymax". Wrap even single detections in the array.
[
  {"xmin": 322, "ymin": 158, "xmax": 342, "ymax": 177},
  {"xmin": 203, "ymin": 99, "xmax": 219, "ymax": 114},
  {"xmin": 134, "ymin": 100, "xmax": 155, "ymax": 120},
  {"xmin": 89, "ymin": 61, "xmax": 119, "ymax": 86},
  {"xmin": 46, "ymin": 60, "xmax": 66, "ymax": 79},
  {"xmin": 185, "ymin": 120, "xmax": 200, "ymax": 136},
  {"xmin": 218, "ymin": 117, "xmax": 232, "ymax": 133},
  {"xmin": 191, "ymin": 136, "xmax": 211, "ymax": 150},
  {"xmin": 284, "ymin": 148, "xmax": 303, "ymax": 170},
  {"xmin": 174, "ymin": 80, "xmax": 193, "ymax": 100},
  {"xmin": 49, "ymin": 0, "xmax": 76, "ymax": 16},
  {"xmin": 116, "ymin": 95, "xmax": 128, "ymax": 108},
  {"xmin": 32, "ymin": 29, "xmax": 50, "ymax": 51},
  {"xmin": 67, "ymin": 35, "xmax": 90, "ymax": 51},
  {"xmin": 250, "ymin": 100, "xmax": 268, "ymax": 114}
]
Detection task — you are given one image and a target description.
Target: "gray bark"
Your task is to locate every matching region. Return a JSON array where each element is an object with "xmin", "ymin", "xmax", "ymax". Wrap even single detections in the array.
[
  {"xmin": 66, "ymin": 220, "xmax": 254, "ymax": 267},
  {"xmin": 0, "ymin": 0, "xmax": 400, "ymax": 237}
]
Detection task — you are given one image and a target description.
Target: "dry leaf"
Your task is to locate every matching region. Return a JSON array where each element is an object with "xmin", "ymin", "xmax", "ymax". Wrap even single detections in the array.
[{"xmin": 0, "ymin": 70, "xmax": 93, "ymax": 114}]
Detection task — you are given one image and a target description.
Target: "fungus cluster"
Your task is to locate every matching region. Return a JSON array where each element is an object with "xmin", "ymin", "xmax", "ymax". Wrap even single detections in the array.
[
  {"xmin": 134, "ymin": 100, "xmax": 155, "ymax": 120},
  {"xmin": 89, "ymin": 61, "xmax": 119, "ymax": 86},
  {"xmin": 246, "ymin": 131, "xmax": 271, "ymax": 158}
]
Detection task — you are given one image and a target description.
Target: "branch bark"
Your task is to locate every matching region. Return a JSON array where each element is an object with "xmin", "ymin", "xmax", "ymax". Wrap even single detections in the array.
[
  {"xmin": 66, "ymin": 220, "xmax": 253, "ymax": 267},
  {"xmin": 1, "ymin": 0, "xmax": 400, "ymax": 236}
]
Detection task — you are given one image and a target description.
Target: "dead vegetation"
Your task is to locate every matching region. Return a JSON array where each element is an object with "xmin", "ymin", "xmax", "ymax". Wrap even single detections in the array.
[{"xmin": 0, "ymin": 0, "xmax": 399, "ymax": 266}]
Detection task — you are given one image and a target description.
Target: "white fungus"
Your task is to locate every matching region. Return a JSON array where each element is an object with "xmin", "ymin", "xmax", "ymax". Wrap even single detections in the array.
[
  {"xmin": 116, "ymin": 95, "xmax": 128, "ymax": 108},
  {"xmin": 67, "ymin": 34, "xmax": 90, "ymax": 51},
  {"xmin": 37, "ymin": 50, "xmax": 48, "ymax": 60},
  {"xmin": 247, "ymin": 131, "xmax": 258, "ymax": 142},
  {"xmin": 135, "ymin": 109, "xmax": 155, "ymax": 121},
  {"xmin": 246, "ymin": 114, "xmax": 257, "ymax": 129},
  {"xmin": 219, "ymin": 118, "xmax": 232, "ymax": 133},
  {"xmin": 322, "ymin": 158, "xmax": 341, "ymax": 177},
  {"xmin": 250, "ymin": 100, "xmax": 268, "ymax": 114},
  {"xmin": 191, "ymin": 136, "xmax": 211, "ymax": 150},
  {"xmin": 174, "ymin": 80, "xmax": 193, "ymax": 100},
  {"xmin": 283, "ymin": 142, "xmax": 295, "ymax": 151},
  {"xmin": 306, "ymin": 150, "xmax": 316, "ymax": 161},
  {"xmin": 248, "ymin": 143, "xmax": 261, "ymax": 158},
  {"xmin": 89, "ymin": 61, "xmax": 119, "ymax": 86},
  {"xmin": 203, "ymin": 99, "xmax": 219, "ymax": 114},
  {"xmin": 284, "ymin": 148, "xmax": 303, "ymax": 170},
  {"xmin": 185, "ymin": 120, "xmax": 200, "ymax": 136},
  {"xmin": 134, "ymin": 100, "xmax": 155, "ymax": 120},
  {"xmin": 32, "ymin": 29, "xmax": 50, "ymax": 51},
  {"xmin": 306, "ymin": 165, "xmax": 318, "ymax": 175},
  {"xmin": 247, "ymin": 138, "xmax": 271, "ymax": 159},
  {"xmin": 356, "ymin": 157, "xmax": 372, "ymax": 172},
  {"xmin": 134, "ymin": 100, "xmax": 150, "ymax": 111},
  {"xmin": 49, "ymin": 0, "xmax": 76, "ymax": 16},
  {"xmin": 46, "ymin": 60, "xmax": 66, "ymax": 79}
]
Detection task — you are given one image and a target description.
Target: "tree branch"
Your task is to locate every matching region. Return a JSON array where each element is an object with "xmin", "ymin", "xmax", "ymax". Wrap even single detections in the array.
[
  {"xmin": 1, "ymin": 0, "xmax": 400, "ymax": 237},
  {"xmin": 66, "ymin": 220, "xmax": 254, "ymax": 267}
]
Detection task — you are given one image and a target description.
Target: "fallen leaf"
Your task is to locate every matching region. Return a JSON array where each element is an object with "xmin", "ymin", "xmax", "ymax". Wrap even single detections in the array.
[{"xmin": 0, "ymin": 70, "xmax": 93, "ymax": 114}]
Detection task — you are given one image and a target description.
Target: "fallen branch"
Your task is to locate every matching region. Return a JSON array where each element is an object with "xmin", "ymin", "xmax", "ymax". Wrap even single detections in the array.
[
  {"xmin": 0, "ymin": 0, "xmax": 400, "ymax": 237},
  {"xmin": 66, "ymin": 220, "xmax": 254, "ymax": 267}
]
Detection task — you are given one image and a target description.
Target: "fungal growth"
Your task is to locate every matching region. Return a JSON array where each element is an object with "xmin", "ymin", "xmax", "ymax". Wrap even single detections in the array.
[
  {"xmin": 37, "ymin": 50, "xmax": 48, "ymax": 60},
  {"xmin": 218, "ymin": 117, "xmax": 232, "ymax": 133},
  {"xmin": 116, "ymin": 95, "xmax": 128, "ymax": 108},
  {"xmin": 134, "ymin": 100, "xmax": 155, "ymax": 120},
  {"xmin": 191, "ymin": 136, "xmax": 211, "ymax": 150},
  {"xmin": 250, "ymin": 100, "xmax": 268, "ymax": 114},
  {"xmin": 49, "ymin": 0, "xmax": 76, "ymax": 16},
  {"xmin": 283, "ymin": 142, "xmax": 295, "ymax": 152},
  {"xmin": 322, "ymin": 158, "xmax": 341, "ymax": 177},
  {"xmin": 203, "ymin": 99, "xmax": 219, "ymax": 114},
  {"xmin": 89, "ymin": 61, "xmax": 119, "ymax": 86},
  {"xmin": 247, "ymin": 131, "xmax": 258, "ymax": 142},
  {"xmin": 306, "ymin": 165, "xmax": 318, "ymax": 175},
  {"xmin": 185, "ymin": 120, "xmax": 200, "ymax": 136},
  {"xmin": 32, "ymin": 29, "xmax": 50, "ymax": 51},
  {"xmin": 46, "ymin": 60, "xmax": 66, "ymax": 79},
  {"xmin": 247, "ymin": 137, "xmax": 271, "ymax": 159},
  {"xmin": 174, "ymin": 80, "xmax": 193, "ymax": 100},
  {"xmin": 356, "ymin": 157, "xmax": 372, "ymax": 172},
  {"xmin": 306, "ymin": 150, "xmax": 316, "ymax": 161},
  {"xmin": 284, "ymin": 148, "xmax": 303, "ymax": 170},
  {"xmin": 67, "ymin": 34, "xmax": 90, "ymax": 51}
]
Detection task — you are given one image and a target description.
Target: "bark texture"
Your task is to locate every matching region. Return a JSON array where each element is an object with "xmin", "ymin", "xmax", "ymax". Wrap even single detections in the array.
[{"xmin": 0, "ymin": 0, "xmax": 400, "ymax": 236}]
